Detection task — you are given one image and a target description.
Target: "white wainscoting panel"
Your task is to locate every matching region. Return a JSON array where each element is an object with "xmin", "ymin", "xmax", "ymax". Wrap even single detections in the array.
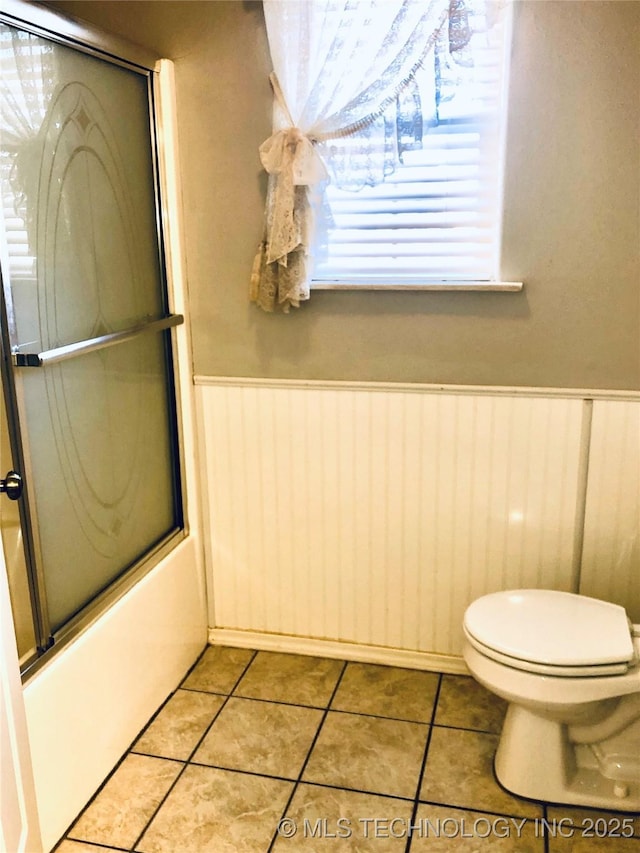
[
  {"xmin": 580, "ymin": 400, "xmax": 640, "ymax": 622},
  {"xmin": 197, "ymin": 381, "xmax": 585, "ymax": 658}
]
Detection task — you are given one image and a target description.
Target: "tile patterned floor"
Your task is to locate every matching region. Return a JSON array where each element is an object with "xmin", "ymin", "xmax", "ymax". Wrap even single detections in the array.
[{"xmin": 54, "ymin": 646, "xmax": 640, "ymax": 852}]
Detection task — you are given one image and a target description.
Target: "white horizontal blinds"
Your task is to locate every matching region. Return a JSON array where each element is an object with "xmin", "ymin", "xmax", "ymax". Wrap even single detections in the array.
[
  {"xmin": 313, "ymin": 7, "xmax": 510, "ymax": 285},
  {"xmin": 0, "ymin": 28, "xmax": 52, "ymax": 282},
  {"xmin": 0, "ymin": 171, "xmax": 32, "ymax": 278}
]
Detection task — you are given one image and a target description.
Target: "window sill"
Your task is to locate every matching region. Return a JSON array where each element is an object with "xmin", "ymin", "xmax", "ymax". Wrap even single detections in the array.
[{"xmin": 310, "ymin": 280, "xmax": 524, "ymax": 292}]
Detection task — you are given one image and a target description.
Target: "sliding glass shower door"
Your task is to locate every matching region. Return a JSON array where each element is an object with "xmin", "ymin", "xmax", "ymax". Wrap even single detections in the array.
[{"xmin": 0, "ymin": 20, "xmax": 184, "ymax": 670}]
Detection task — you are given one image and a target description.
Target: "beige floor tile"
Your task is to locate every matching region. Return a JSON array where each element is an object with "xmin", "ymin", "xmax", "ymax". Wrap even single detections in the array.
[
  {"xmin": 65, "ymin": 650, "xmax": 591, "ymax": 853},
  {"xmin": 548, "ymin": 833, "xmax": 640, "ymax": 852},
  {"xmin": 235, "ymin": 651, "xmax": 344, "ymax": 707},
  {"xmin": 546, "ymin": 805, "xmax": 639, "ymax": 840},
  {"xmin": 409, "ymin": 805, "xmax": 544, "ymax": 852},
  {"xmin": 303, "ymin": 711, "xmax": 427, "ymax": 799},
  {"xmin": 136, "ymin": 764, "xmax": 293, "ymax": 853},
  {"xmin": 331, "ymin": 663, "xmax": 439, "ymax": 723},
  {"xmin": 272, "ymin": 783, "xmax": 413, "ymax": 851},
  {"xmin": 133, "ymin": 689, "xmax": 225, "ymax": 760},
  {"xmin": 55, "ymin": 842, "xmax": 121, "ymax": 853},
  {"xmin": 420, "ymin": 727, "xmax": 541, "ymax": 819},
  {"xmin": 435, "ymin": 675, "xmax": 507, "ymax": 733},
  {"xmin": 68, "ymin": 754, "xmax": 182, "ymax": 849},
  {"xmin": 181, "ymin": 645, "xmax": 254, "ymax": 693},
  {"xmin": 193, "ymin": 696, "xmax": 323, "ymax": 778}
]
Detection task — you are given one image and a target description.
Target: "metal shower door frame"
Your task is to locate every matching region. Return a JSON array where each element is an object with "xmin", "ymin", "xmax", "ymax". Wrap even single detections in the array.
[{"xmin": 0, "ymin": 0, "xmax": 188, "ymax": 679}]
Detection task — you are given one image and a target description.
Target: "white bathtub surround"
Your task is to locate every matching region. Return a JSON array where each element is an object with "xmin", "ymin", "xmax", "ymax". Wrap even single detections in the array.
[
  {"xmin": 195, "ymin": 377, "xmax": 639, "ymax": 670},
  {"xmin": 23, "ymin": 537, "xmax": 206, "ymax": 852}
]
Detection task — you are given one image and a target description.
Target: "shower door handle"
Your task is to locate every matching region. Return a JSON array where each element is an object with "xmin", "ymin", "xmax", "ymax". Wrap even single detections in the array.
[
  {"xmin": 0, "ymin": 470, "xmax": 23, "ymax": 500},
  {"xmin": 11, "ymin": 314, "xmax": 184, "ymax": 367}
]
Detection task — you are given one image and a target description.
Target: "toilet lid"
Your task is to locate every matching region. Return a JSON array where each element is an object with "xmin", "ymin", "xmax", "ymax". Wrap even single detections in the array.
[{"xmin": 464, "ymin": 590, "xmax": 634, "ymax": 668}]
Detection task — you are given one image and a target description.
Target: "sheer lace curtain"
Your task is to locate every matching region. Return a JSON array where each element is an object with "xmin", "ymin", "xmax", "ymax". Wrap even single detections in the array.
[
  {"xmin": 250, "ymin": 0, "xmax": 472, "ymax": 312},
  {"xmin": 0, "ymin": 27, "xmax": 54, "ymax": 246}
]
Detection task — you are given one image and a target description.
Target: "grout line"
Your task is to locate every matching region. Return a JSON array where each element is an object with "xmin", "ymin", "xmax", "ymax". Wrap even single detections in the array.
[
  {"xmin": 61, "ymin": 839, "xmax": 130, "ymax": 853},
  {"xmin": 543, "ymin": 801, "xmax": 550, "ymax": 853},
  {"xmin": 57, "ymin": 746, "xmax": 131, "ymax": 843},
  {"xmin": 60, "ymin": 647, "xmax": 601, "ymax": 853},
  {"xmin": 227, "ymin": 693, "xmax": 336, "ymax": 712},
  {"xmin": 184, "ymin": 648, "xmax": 258, "ymax": 760},
  {"xmin": 289, "ymin": 777, "xmax": 416, "ymax": 804},
  {"xmin": 267, "ymin": 659, "xmax": 349, "ymax": 852},
  {"xmin": 430, "ymin": 720, "xmax": 508, "ymax": 736},
  {"xmin": 177, "ymin": 762, "xmax": 418, "ymax": 804},
  {"xmin": 489, "ymin": 756, "xmax": 547, "ymax": 827},
  {"xmin": 56, "ymin": 734, "xmax": 187, "ymax": 848},
  {"xmin": 180, "ymin": 641, "xmax": 212, "ymax": 681},
  {"xmin": 404, "ymin": 673, "xmax": 442, "ymax": 853},
  {"xmin": 317, "ymin": 705, "xmax": 435, "ymax": 726},
  {"xmin": 178, "ymin": 685, "xmax": 231, "ymax": 697},
  {"xmin": 128, "ymin": 647, "xmax": 258, "ymax": 851},
  {"xmin": 185, "ymin": 761, "xmax": 306, "ymax": 785},
  {"xmin": 416, "ymin": 797, "xmax": 543, "ymax": 824},
  {"xmin": 130, "ymin": 691, "xmax": 502, "ymax": 735}
]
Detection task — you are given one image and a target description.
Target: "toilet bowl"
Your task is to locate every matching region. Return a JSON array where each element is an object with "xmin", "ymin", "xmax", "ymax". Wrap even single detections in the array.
[{"xmin": 462, "ymin": 589, "xmax": 640, "ymax": 811}]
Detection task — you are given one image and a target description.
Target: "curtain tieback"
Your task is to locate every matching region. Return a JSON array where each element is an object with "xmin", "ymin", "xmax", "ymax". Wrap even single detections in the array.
[
  {"xmin": 259, "ymin": 126, "xmax": 327, "ymax": 186},
  {"xmin": 259, "ymin": 128, "xmax": 328, "ymax": 265},
  {"xmin": 261, "ymin": 73, "xmax": 327, "ymax": 186},
  {"xmin": 259, "ymin": 72, "xmax": 328, "ymax": 265}
]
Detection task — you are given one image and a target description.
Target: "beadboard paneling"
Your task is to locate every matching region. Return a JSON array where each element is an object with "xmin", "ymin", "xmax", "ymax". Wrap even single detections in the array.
[
  {"xmin": 197, "ymin": 382, "xmax": 585, "ymax": 657},
  {"xmin": 580, "ymin": 400, "xmax": 640, "ymax": 622}
]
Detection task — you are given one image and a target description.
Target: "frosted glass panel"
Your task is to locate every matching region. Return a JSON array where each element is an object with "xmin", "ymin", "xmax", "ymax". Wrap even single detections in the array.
[
  {"xmin": 0, "ymin": 25, "xmax": 165, "ymax": 354},
  {"xmin": 0, "ymin": 23, "xmax": 181, "ymax": 640},
  {"xmin": 21, "ymin": 333, "xmax": 177, "ymax": 631}
]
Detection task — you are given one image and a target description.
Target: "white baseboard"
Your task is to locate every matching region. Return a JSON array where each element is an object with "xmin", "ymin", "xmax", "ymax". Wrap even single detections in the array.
[{"xmin": 208, "ymin": 628, "xmax": 469, "ymax": 676}]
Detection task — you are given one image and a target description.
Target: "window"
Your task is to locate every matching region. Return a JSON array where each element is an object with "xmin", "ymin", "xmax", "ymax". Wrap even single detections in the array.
[
  {"xmin": 312, "ymin": 3, "xmax": 514, "ymax": 289},
  {"xmin": 252, "ymin": 0, "xmax": 519, "ymax": 312},
  {"xmin": 0, "ymin": 29, "xmax": 52, "ymax": 285}
]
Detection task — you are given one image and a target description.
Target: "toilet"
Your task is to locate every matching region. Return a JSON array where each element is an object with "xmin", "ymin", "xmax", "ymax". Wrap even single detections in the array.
[{"xmin": 462, "ymin": 589, "xmax": 640, "ymax": 811}]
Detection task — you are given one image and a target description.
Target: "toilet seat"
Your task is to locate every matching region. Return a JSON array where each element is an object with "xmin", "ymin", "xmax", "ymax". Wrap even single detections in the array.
[
  {"xmin": 464, "ymin": 590, "xmax": 635, "ymax": 677},
  {"xmin": 463, "ymin": 627, "xmax": 632, "ymax": 677}
]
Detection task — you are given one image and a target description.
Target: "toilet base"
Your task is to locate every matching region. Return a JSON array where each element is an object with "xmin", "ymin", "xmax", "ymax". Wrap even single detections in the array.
[{"xmin": 495, "ymin": 704, "xmax": 640, "ymax": 812}]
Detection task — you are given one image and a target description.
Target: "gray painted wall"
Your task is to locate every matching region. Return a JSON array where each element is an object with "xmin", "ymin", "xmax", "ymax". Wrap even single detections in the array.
[{"xmin": 51, "ymin": 0, "xmax": 640, "ymax": 390}]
